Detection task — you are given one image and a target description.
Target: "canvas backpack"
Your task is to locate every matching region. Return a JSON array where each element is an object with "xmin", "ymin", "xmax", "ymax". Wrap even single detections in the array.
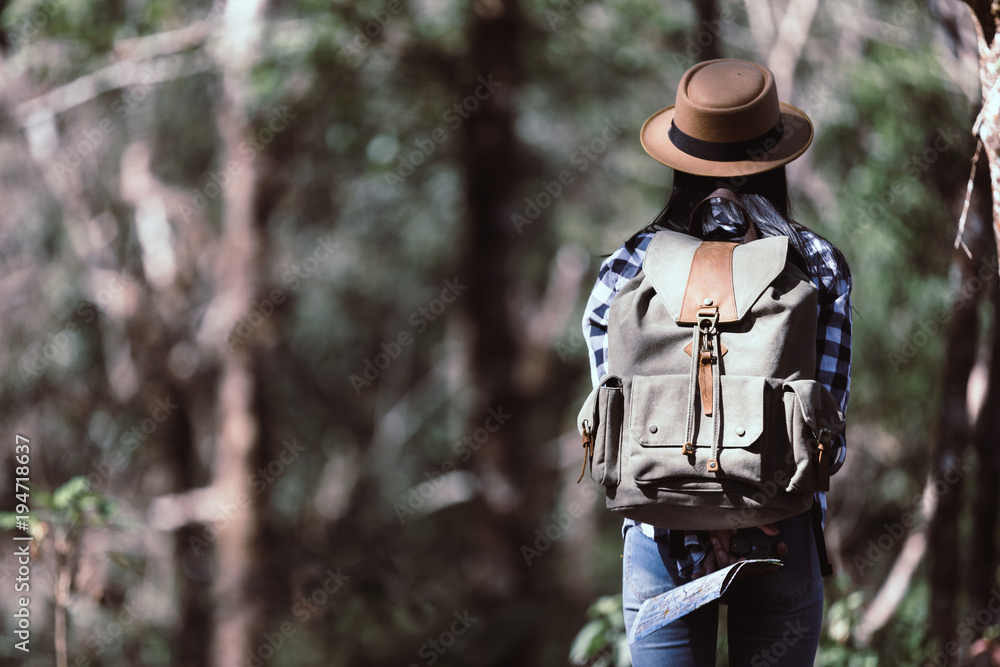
[{"xmin": 577, "ymin": 190, "xmax": 845, "ymax": 532}]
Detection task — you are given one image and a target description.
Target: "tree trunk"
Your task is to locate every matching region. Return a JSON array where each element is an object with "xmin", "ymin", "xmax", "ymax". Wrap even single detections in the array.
[
  {"xmin": 459, "ymin": 0, "xmax": 529, "ymax": 603},
  {"xmin": 970, "ymin": 274, "xmax": 1000, "ymax": 630},
  {"xmin": 458, "ymin": 2, "xmax": 576, "ymax": 662},
  {"xmin": 961, "ymin": 1, "xmax": 1000, "ymax": 261},
  {"xmin": 925, "ymin": 147, "xmax": 989, "ymax": 660},
  {"xmin": 951, "ymin": 3, "xmax": 1000, "ymax": 658},
  {"xmin": 927, "ymin": 251, "xmax": 979, "ymax": 664},
  {"xmin": 208, "ymin": 2, "xmax": 270, "ymax": 665},
  {"xmin": 925, "ymin": 148, "xmax": 990, "ymax": 664},
  {"xmin": 969, "ymin": 148, "xmax": 1000, "ymax": 632},
  {"xmin": 694, "ymin": 0, "xmax": 723, "ymax": 61}
]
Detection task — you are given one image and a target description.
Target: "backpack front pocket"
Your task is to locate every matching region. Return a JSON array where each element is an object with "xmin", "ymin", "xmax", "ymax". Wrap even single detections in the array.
[{"xmin": 628, "ymin": 374, "xmax": 773, "ymax": 490}]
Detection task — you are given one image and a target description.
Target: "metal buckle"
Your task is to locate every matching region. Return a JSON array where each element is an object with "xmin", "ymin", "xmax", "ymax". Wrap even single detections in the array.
[{"xmin": 697, "ymin": 307, "xmax": 719, "ymax": 334}]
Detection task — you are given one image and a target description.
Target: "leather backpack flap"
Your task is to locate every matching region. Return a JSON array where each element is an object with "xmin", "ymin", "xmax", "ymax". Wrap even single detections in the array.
[
  {"xmin": 644, "ymin": 232, "xmax": 790, "ymax": 418},
  {"xmin": 643, "ymin": 231, "xmax": 789, "ymax": 324},
  {"xmin": 679, "ymin": 241, "xmax": 738, "ymax": 323}
]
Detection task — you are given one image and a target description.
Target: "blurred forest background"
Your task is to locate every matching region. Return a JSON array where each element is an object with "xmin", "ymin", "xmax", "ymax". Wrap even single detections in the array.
[{"xmin": 2, "ymin": 0, "xmax": 1000, "ymax": 665}]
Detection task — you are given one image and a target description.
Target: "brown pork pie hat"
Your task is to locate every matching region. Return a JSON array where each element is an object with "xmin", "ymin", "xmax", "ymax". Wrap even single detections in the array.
[{"xmin": 640, "ymin": 59, "xmax": 813, "ymax": 177}]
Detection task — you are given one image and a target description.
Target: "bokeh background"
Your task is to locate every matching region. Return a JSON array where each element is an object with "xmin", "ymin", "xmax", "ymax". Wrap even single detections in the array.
[{"xmin": 1, "ymin": 0, "xmax": 999, "ymax": 665}]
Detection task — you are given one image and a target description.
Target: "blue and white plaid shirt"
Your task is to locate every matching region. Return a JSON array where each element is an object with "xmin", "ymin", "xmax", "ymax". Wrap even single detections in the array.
[{"xmin": 582, "ymin": 206, "xmax": 852, "ymax": 540}]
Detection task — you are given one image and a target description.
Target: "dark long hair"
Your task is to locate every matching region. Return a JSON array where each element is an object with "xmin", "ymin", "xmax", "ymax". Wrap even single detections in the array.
[{"xmin": 629, "ymin": 167, "xmax": 816, "ymax": 270}]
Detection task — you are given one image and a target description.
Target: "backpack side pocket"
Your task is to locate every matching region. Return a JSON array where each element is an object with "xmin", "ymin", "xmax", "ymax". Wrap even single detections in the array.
[
  {"xmin": 782, "ymin": 379, "xmax": 845, "ymax": 494},
  {"xmin": 593, "ymin": 377, "xmax": 623, "ymax": 487}
]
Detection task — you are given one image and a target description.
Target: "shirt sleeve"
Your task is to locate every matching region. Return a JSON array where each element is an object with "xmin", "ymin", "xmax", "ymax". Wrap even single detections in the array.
[
  {"xmin": 583, "ymin": 234, "xmax": 651, "ymax": 387},
  {"xmin": 804, "ymin": 233, "xmax": 853, "ymax": 475}
]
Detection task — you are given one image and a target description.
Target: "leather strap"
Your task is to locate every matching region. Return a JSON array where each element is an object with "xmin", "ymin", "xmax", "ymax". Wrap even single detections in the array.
[
  {"xmin": 811, "ymin": 501, "xmax": 834, "ymax": 577},
  {"xmin": 684, "ymin": 341, "xmax": 727, "ymax": 357},
  {"xmin": 699, "ymin": 350, "xmax": 713, "ymax": 416},
  {"xmin": 679, "ymin": 242, "xmax": 738, "ymax": 324}
]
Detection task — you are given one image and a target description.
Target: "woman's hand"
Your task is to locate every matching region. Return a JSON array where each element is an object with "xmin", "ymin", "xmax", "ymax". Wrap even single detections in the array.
[{"xmin": 697, "ymin": 524, "xmax": 787, "ymax": 576}]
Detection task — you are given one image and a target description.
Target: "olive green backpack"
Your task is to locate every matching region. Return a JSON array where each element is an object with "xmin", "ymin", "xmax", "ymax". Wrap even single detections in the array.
[{"xmin": 577, "ymin": 190, "xmax": 845, "ymax": 532}]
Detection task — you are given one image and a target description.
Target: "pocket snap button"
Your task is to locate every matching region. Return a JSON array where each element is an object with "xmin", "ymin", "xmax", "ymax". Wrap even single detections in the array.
[
  {"xmin": 736, "ymin": 427, "xmax": 746, "ymax": 437},
  {"xmin": 648, "ymin": 424, "xmax": 658, "ymax": 434}
]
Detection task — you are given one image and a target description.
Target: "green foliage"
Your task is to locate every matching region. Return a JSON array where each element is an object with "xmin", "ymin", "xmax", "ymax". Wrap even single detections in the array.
[
  {"xmin": 570, "ymin": 594, "xmax": 631, "ymax": 667},
  {"xmin": 0, "ymin": 0, "xmax": 987, "ymax": 663},
  {"xmin": 0, "ymin": 512, "xmax": 19, "ymax": 530},
  {"xmin": 0, "ymin": 476, "xmax": 117, "ymax": 538},
  {"xmin": 818, "ymin": 572, "xmax": 932, "ymax": 666}
]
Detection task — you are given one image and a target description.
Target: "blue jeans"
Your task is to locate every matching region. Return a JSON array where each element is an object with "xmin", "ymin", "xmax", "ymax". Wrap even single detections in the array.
[{"xmin": 622, "ymin": 513, "xmax": 824, "ymax": 667}]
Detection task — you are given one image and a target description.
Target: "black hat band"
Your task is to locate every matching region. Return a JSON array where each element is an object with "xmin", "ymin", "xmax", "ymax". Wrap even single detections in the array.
[{"xmin": 668, "ymin": 119, "xmax": 786, "ymax": 162}]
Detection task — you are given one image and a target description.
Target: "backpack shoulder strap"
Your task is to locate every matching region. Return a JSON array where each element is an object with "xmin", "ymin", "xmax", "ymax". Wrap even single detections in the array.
[{"xmin": 690, "ymin": 187, "xmax": 759, "ymax": 242}]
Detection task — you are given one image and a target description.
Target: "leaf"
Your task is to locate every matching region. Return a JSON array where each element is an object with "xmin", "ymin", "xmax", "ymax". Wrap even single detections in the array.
[
  {"xmin": 32, "ymin": 489, "xmax": 53, "ymax": 507},
  {"xmin": 569, "ymin": 618, "xmax": 607, "ymax": 664},
  {"xmin": 0, "ymin": 513, "xmax": 19, "ymax": 530},
  {"xmin": 52, "ymin": 476, "xmax": 91, "ymax": 510},
  {"xmin": 615, "ymin": 637, "xmax": 631, "ymax": 667},
  {"xmin": 94, "ymin": 497, "xmax": 117, "ymax": 521},
  {"xmin": 591, "ymin": 594, "xmax": 621, "ymax": 619}
]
